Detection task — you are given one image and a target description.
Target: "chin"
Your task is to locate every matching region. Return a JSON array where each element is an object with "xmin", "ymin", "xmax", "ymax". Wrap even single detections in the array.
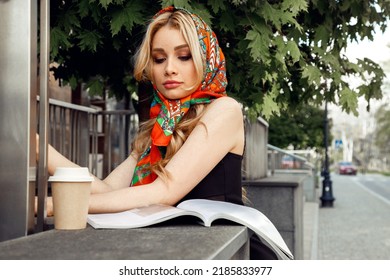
[{"xmin": 161, "ymin": 91, "xmax": 192, "ymax": 100}]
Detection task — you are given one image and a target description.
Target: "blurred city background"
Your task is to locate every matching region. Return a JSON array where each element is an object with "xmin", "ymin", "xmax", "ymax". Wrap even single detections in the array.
[{"xmin": 330, "ymin": 25, "xmax": 390, "ymax": 175}]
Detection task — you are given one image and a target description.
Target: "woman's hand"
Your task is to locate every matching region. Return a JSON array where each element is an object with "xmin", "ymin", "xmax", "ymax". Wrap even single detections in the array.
[
  {"xmin": 47, "ymin": 197, "xmax": 54, "ymax": 216},
  {"xmin": 34, "ymin": 196, "xmax": 54, "ymax": 217},
  {"xmin": 35, "ymin": 134, "xmax": 40, "ymax": 163}
]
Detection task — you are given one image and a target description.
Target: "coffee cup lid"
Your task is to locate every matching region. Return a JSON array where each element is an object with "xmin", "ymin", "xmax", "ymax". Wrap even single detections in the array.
[
  {"xmin": 48, "ymin": 167, "xmax": 94, "ymax": 182},
  {"xmin": 48, "ymin": 176, "xmax": 94, "ymax": 182}
]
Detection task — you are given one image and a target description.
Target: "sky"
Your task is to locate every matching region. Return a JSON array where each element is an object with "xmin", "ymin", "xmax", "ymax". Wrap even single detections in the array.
[{"xmin": 345, "ymin": 25, "xmax": 390, "ymax": 63}]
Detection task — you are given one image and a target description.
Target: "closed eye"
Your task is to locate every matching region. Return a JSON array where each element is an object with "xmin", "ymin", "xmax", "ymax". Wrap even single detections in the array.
[
  {"xmin": 153, "ymin": 57, "xmax": 166, "ymax": 64},
  {"xmin": 178, "ymin": 55, "xmax": 192, "ymax": 61}
]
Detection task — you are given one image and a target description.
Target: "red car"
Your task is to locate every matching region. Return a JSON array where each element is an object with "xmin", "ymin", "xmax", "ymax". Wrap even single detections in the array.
[
  {"xmin": 281, "ymin": 155, "xmax": 301, "ymax": 169},
  {"xmin": 337, "ymin": 161, "xmax": 357, "ymax": 175}
]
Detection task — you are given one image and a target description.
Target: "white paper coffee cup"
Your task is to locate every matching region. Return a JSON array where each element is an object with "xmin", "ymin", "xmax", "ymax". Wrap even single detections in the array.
[{"xmin": 48, "ymin": 167, "xmax": 94, "ymax": 230}]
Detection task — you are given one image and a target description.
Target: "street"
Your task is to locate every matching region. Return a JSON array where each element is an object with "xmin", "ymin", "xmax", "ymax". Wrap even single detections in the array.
[
  {"xmin": 316, "ymin": 172, "xmax": 390, "ymax": 260},
  {"xmin": 352, "ymin": 173, "xmax": 390, "ymax": 202}
]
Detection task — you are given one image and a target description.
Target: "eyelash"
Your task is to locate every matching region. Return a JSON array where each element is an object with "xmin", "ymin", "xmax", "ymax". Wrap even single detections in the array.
[
  {"xmin": 153, "ymin": 58, "xmax": 165, "ymax": 64},
  {"xmin": 153, "ymin": 55, "xmax": 192, "ymax": 64},
  {"xmin": 179, "ymin": 55, "xmax": 192, "ymax": 61}
]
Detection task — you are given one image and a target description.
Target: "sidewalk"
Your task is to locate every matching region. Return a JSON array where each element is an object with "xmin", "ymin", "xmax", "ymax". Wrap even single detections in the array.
[{"xmin": 303, "ymin": 173, "xmax": 390, "ymax": 260}]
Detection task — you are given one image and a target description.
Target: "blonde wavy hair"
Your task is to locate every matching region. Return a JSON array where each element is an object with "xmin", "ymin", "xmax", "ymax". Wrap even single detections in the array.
[{"xmin": 132, "ymin": 9, "xmax": 208, "ymax": 180}]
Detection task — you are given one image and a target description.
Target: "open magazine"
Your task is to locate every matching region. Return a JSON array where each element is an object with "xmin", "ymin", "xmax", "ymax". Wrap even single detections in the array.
[{"xmin": 87, "ymin": 199, "xmax": 293, "ymax": 260}]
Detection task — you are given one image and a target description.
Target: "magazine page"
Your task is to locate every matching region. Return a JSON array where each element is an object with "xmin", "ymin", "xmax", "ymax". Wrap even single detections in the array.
[
  {"xmin": 177, "ymin": 199, "xmax": 293, "ymax": 259},
  {"xmin": 88, "ymin": 204, "xmax": 190, "ymax": 229}
]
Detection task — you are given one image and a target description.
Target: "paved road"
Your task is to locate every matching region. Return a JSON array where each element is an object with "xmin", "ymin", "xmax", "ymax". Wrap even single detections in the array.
[
  {"xmin": 315, "ymin": 173, "xmax": 390, "ymax": 260},
  {"xmin": 353, "ymin": 173, "xmax": 390, "ymax": 201}
]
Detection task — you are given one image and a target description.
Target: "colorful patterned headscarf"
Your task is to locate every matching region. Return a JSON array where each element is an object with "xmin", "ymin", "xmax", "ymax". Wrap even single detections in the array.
[{"xmin": 131, "ymin": 6, "xmax": 227, "ymax": 186}]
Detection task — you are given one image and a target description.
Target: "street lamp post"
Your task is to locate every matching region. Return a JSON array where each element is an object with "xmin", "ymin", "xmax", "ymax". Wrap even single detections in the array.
[{"xmin": 320, "ymin": 101, "xmax": 335, "ymax": 207}]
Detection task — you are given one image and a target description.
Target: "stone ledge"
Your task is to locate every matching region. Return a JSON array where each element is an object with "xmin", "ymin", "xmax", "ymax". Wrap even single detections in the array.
[{"xmin": 242, "ymin": 173, "xmax": 305, "ymax": 259}]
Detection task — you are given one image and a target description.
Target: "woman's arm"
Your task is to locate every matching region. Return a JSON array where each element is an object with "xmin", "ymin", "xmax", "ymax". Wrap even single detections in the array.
[
  {"xmin": 43, "ymin": 143, "xmax": 139, "ymax": 216},
  {"xmin": 88, "ymin": 97, "xmax": 245, "ymax": 213},
  {"xmin": 46, "ymin": 139, "xmax": 138, "ymax": 194}
]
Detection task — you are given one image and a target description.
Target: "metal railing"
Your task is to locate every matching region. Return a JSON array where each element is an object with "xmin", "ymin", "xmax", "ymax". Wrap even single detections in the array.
[
  {"xmin": 46, "ymin": 98, "xmax": 99, "ymax": 172},
  {"xmin": 267, "ymin": 144, "xmax": 315, "ymax": 175},
  {"xmin": 39, "ymin": 98, "xmax": 138, "ymax": 178},
  {"xmin": 98, "ymin": 109, "xmax": 138, "ymax": 178}
]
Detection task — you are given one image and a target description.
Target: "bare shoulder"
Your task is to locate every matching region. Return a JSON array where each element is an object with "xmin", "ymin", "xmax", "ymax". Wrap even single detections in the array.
[
  {"xmin": 201, "ymin": 97, "xmax": 244, "ymax": 153},
  {"xmin": 209, "ymin": 96, "xmax": 242, "ymax": 110},
  {"xmin": 204, "ymin": 96, "xmax": 243, "ymax": 120},
  {"xmin": 201, "ymin": 96, "xmax": 244, "ymax": 154}
]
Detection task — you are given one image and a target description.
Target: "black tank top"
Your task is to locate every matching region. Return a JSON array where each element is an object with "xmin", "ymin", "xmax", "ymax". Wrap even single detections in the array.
[
  {"xmin": 179, "ymin": 152, "xmax": 278, "ymax": 259},
  {"xmin": 180, "ymin": 152, "xmax": 243, "ymax": 205}
]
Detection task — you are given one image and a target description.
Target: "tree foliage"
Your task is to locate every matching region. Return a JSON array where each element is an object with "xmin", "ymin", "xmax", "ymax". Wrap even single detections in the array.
[
  {"xmin": 50, "ymin": 0, "xmax": 390, "ymax": 120},
  {"xmin": 50, "ymin": 0, "xmax": 159, "ymax": 101},
  {"xmin": 268, "ymin": 104, "xmax": 330, "ymax": 150}
]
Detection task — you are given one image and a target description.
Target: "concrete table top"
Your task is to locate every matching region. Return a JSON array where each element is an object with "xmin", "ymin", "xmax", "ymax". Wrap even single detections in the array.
[{"xmin": 0, "ymin": 222, "xmax": 249, "ymax": 260}]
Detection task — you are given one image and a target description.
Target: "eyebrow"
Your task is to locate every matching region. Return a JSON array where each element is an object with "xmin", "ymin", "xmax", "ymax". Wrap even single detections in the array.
[{"xmin": 152, "ymin": 44, "xmax": 190, "ymax": 52}]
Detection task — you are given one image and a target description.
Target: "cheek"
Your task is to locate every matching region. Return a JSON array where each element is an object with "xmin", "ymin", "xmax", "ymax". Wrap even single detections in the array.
[
  {"xmin": 151, "ymin": 66, "xmax": 160, "ymax": 83},
  {"xmin": 189, "ymin": 65, "xmax": 198, "ymax": 81}
]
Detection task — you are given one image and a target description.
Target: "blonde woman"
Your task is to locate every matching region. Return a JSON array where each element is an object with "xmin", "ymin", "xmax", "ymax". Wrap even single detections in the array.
[
  {"xmin": 46, "ymin": 6, "xmax": 276, "ymax": 259},
  {"xmin": 49, "ymin": 6, "xmax": 243, "ymax": 212}
]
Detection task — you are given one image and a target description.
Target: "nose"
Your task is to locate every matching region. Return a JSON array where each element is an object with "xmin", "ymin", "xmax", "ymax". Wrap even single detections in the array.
[{"xmin": 164, "ymin": 57, "xmax": 177, "ymax": 76}]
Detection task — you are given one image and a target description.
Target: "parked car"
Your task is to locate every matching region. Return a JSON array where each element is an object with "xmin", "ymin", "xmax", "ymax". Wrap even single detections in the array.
[
  {"xmin": 281, "ymin": 155, "xmax": 301, "ymax": 169},
  {"xmin": 337, "ymin": 161, "xmax": 357, "ymax": 175}
]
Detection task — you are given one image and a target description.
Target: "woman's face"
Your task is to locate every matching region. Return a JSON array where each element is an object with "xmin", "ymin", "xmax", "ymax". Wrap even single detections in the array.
[{"xmin": 151, "ymin": 25, "xmax": 198, "ymax": 100}]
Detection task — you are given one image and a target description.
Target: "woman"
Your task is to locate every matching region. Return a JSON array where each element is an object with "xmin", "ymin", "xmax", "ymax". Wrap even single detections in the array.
[
  {"xmin": 46, "ymin": 6, "xmax": 278, "ymax": 260},
  {"xmin": 48, "ymin": 6, "xmax": 244, "ymax": 214}
]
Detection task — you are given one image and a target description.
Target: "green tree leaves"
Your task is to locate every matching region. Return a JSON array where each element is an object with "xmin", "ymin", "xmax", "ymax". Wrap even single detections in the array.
[
  {"xmin": 268, "ymin": 104, "xmax": 326, "ymax": 150},
  {"xmin": 77, "ymin": 31, "xmax": 103, "ymax": 52},
  {"xmin": 110, "ymin": 1, "xmax": 144, "ymax": 35},
  {"xmin": 51, "ymin": 27, "xmax": 72, "ymax": 58},
  {"xmin": 339, "ymin": 88, "xmax": 358, "ymax": 115},
  {"xmin": 246, "ymin": 29, "xmax": 270, "ymax": 64},
  {"xmin": 49, "ymin": 0, "xmax": 390, "ymax": 122},
  {"xmin": 302, "ymin": 65, "xmax": 322, "ymax": 86}
]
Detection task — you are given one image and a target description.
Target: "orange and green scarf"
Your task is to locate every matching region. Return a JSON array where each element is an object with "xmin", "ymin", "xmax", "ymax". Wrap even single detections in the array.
[{"xmin": 131, "ymin": 6, "xmax": 227, "ymax": 186}]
